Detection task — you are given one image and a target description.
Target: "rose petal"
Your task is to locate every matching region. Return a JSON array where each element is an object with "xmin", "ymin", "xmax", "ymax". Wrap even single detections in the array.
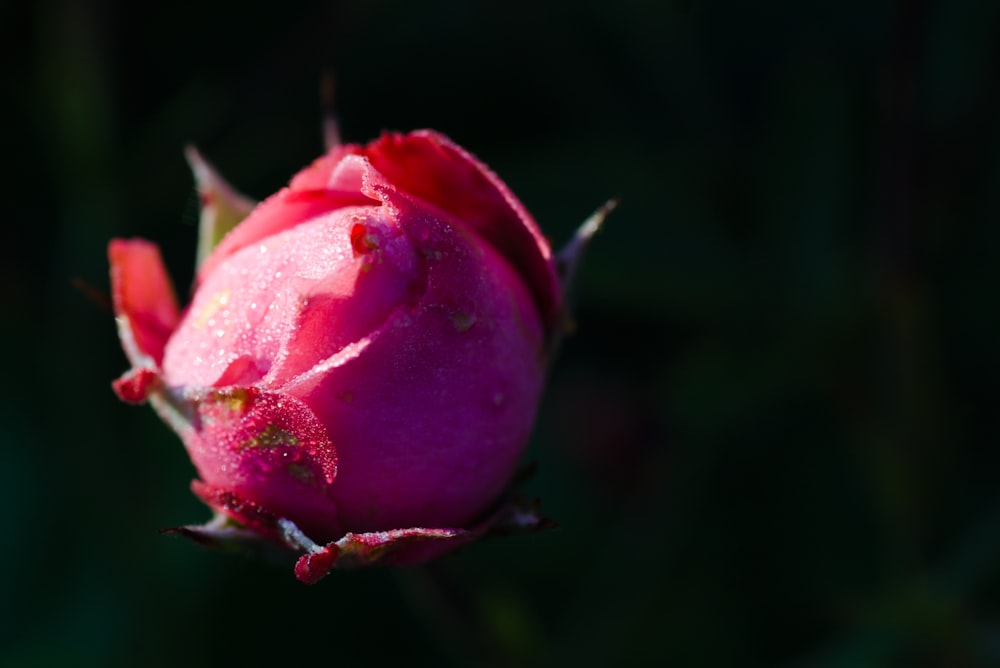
[
  {"xmin": 287, "ymin": 145, "xmax": 362, "ymax": 191},
  {"xmin": 196, "ymin": 187, "xmax": 375, "ymax": 286}
]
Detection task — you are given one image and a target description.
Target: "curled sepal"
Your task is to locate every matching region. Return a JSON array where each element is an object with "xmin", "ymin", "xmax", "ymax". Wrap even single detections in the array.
[
  {"xmin": 185, "ymin": 146, "xmax": 258, "ymax": 267},
  {"xmin": 281, "ymin": 491, "xmax": 554, "ymax": 584},
  {"xmin": 111, "ymin": 367, "xmax": 161, "ymax": 404},
  {"xmin": 288, "ymin": 526, "xmax": 463, "ymax": 584}
]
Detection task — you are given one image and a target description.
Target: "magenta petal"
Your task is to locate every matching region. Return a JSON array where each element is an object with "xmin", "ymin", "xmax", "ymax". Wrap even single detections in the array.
[{"xmin": 108, "ymin": 239, "xmax": 180, "ymax": 366}]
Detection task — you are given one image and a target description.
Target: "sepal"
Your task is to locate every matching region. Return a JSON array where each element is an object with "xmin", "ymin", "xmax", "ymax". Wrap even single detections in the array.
[
  {"xmin": 556, "ymin": 198, "xmax": 617, "ymax": 302},
  {"xmin": 185, "ymin": 146, "xmax": 257, "ymax": 267},
  {"xmin": 285, "ymin": 491, "xmax": 553, "ymax": 584},
  {"xmin": 112, "ymin": 367, "xmax": 161, "ymax": 404},
  {"xmin": 164, "ymin": 471, "xmax": 554, "ymax": 584}
]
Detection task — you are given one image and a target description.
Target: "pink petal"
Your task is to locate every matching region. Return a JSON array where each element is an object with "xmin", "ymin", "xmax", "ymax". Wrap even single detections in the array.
[
  {"xmin": 287, "ymin": 145, "xmax": 363, "ymax": 191},
  {"xmin": 196, "ymin": 188, "xmax": 375, "ymax": 286}
]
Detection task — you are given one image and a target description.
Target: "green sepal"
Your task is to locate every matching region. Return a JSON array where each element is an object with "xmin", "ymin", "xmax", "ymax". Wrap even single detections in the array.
[{"xmin": 185, "ymin": 146, "xmax": 257, "ymax": 267}]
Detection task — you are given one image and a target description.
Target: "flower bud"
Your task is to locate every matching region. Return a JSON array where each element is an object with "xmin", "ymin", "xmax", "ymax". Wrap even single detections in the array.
[{"xmin": 111, "ymin": 129, "xmax": 604, "ymax": 583}]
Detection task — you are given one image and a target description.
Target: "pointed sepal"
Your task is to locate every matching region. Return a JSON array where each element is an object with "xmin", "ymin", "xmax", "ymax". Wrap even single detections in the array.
[
  {"xmin": 556, "ymin": 198, "xmax": 617, "ymax": 302},
  {"xmin": 185, "ymin": 146, "xmax": 257, "ymax": 267}
]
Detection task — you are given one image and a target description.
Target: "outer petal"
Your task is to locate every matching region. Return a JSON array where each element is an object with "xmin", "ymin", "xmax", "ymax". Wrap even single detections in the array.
[
  {"xmin": 362, "ymin": 130, "xmax": 562, "ymax": 331},
  {"xmin": 108, "ymin": 239, "xmax": 181, "ymax": 367}
]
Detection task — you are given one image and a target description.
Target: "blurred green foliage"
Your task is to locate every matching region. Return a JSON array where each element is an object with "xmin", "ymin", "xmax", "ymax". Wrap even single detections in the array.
[{"xmin": 4, "ymin": 0, "xmax": 1000, "ymax": 665}]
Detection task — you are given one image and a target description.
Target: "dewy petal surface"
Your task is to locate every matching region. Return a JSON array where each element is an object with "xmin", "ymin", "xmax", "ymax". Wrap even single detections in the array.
[
  {"xmin": 161, "ymin": 200, "xmax": 422, "ymax": 389},
  {"xmin": 182, "ymin": 387, "xmax": 341, "ymax": 541},
  {"xmin": 196, "ymin": 187, "xmax": 374, "ymax": 287},
  {"xmin": 286, "ymin": 131, "xmax": 561, "ymax": 331}
]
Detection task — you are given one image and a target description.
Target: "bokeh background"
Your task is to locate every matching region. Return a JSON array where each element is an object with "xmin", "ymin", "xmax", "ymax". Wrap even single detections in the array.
[{"xmin": 4, "ymin": 0, "xmax": 1000, "ymax": 665}]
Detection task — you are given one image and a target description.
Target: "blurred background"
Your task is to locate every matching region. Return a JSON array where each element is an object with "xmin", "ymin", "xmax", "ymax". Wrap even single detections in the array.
[{"xmin": 4, "ymin": 0, "xmax": 1000, "ymax": 665}]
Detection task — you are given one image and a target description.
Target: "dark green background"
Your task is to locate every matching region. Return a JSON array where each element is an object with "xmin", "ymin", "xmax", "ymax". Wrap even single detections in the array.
[{"xmin": 4, "ymin": 0, "xmax": 1000, "ymax": 665}]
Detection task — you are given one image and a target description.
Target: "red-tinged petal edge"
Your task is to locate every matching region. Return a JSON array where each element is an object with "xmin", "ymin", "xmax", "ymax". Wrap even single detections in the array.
[
  {"xmin": 167, "ymin": 473, "xmax": 553, "ymax": 584},
  {"xmin": 109, "ymin": 239, "xmax": 181, "ymax": 366},
  {"xmin": 111, "ymin": 367, "xmax": 161, "ymax": 404},
  {"xmin": 362, "ymin": 131, "xmax": 563, "ymax": 331}
]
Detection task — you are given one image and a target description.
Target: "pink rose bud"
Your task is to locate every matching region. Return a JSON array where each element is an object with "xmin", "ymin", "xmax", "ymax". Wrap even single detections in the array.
[{"xmin": 110, "ymin": 128, "xmax": 610, "ymax": 583}]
